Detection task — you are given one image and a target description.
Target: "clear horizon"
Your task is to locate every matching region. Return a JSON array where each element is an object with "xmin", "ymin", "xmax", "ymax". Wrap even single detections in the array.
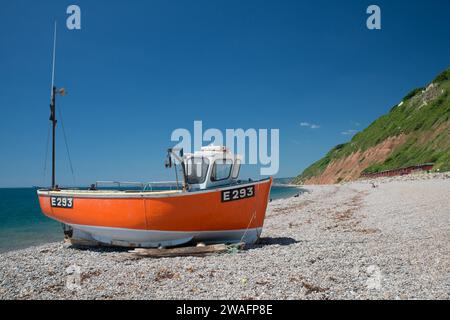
[{"xmin": 1, "ymin": 0, "xmax": 450, "ymax": 188}]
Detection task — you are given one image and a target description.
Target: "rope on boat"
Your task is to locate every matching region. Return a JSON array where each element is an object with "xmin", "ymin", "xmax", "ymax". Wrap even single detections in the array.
[{"xmin": 239, "ymin": 210, "xmax": 257, "ymax": 244}]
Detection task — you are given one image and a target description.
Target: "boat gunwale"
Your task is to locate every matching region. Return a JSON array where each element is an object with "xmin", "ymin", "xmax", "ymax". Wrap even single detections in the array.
[{"xmin": 37, "ymin": 178, "xmax": 272, "ymax": 199}]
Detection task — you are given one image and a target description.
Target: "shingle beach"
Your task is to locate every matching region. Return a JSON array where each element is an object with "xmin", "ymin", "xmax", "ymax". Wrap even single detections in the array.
[{"xmin": 1, "ymin": 173, "xmax": 449, "ymax": 300}]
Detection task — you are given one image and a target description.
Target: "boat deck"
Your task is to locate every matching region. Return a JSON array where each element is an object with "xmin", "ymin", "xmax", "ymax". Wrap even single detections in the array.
[{"xmin": 37, "ymin": 188, "xmax": 182, "ymax": 198}]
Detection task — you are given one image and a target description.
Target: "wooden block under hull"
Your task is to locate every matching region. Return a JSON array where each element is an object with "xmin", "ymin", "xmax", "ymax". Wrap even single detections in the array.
[
  {"xmin": 128, "ymin": 242, "xmax": 245, "ymax": 258},
  {"xmin": 64, "ymin": 237, "xmax": 105, "ymax": 247}
]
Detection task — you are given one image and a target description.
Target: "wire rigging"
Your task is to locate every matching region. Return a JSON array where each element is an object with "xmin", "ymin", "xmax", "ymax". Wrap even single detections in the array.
[
  {"xmin": 57, "ymin": 104, "xmax": 76, "ymax": 186},
  {"xmin": 43, "ymin": 123, "xmax": 51, "ymax": 186}
]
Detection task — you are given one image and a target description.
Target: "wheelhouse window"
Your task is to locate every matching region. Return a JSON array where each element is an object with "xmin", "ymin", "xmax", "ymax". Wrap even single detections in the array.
[
  {"xmin": 186, "ymin": 157, "xmax": 210, "ymax": 184},
  {"xmin": 211, "ymin": 159, "xmax": 233, "ymax": 182},
  {"xmin": 231, "ymin": 160, "xmax": 241, "ymax": 179}
]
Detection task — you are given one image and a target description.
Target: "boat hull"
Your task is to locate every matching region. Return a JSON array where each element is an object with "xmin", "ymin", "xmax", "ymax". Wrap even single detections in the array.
[
  {"xmin": 37, "ymin": 178, "xmax": 272, "ymax": 248},
  {"xmin": 68, "ymin": 224, "xmax": 263, "ymax": 248}
]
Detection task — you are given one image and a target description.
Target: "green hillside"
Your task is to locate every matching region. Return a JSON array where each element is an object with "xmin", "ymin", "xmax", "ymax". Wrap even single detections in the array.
[{"xmin": 293, "ymin": 68, "xmax": 450, "ymax": 184}]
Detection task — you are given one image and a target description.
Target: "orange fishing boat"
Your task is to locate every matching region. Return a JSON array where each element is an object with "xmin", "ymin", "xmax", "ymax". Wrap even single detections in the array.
[
  {"xmin": 37, "ymin": 29, "xmax": 272, "ymax": 248},
  {"xmin": 37, "ymin": 146, "xmax": 272, "ymax": 248}
]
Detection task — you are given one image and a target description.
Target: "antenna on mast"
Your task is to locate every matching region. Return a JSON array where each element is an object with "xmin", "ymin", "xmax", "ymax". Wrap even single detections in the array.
[
  {"xmin": 51, "ymin": 21, "xmax": 57, "ymax": 98},
  {"xmin": 49, "ymin": 21, "xmax": 66, "ymax": 190}
]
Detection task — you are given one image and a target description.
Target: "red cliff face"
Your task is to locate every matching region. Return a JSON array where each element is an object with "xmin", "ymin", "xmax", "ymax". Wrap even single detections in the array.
[{"xmin": 303, "ymin": 135, "xmax": 408, "ymax": 185}]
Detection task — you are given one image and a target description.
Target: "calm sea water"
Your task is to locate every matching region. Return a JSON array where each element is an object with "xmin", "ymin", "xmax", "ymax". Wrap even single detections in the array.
[{"xmin": 0, "ymin": 185, "xmax": 302, "ymax": 253}]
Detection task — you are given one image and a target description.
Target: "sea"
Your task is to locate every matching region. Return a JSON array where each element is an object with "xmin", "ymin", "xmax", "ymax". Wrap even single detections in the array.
[{"xmin": 0, "ymin": 185, "xmax": 303, "ymax": 253}]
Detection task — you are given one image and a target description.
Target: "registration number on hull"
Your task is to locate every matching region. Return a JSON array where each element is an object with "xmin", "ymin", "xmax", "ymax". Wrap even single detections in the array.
[
  {"xmin": 222, "ymin": 186, "xmax": 255, "ymax": 202},
  {"xmin": 50, "ymin": 197, "xmax": 73, "ymax": 209}
]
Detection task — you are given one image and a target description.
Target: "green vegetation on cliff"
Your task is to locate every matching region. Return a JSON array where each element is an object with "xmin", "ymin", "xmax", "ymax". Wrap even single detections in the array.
[{"xmin": 293, "ymin": 68, "xmax": 450, "ymax": 184}]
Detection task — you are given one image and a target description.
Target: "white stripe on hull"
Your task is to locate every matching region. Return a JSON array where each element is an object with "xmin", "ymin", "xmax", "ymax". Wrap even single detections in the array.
[{"xmin": 69, "ymin": 224, "xmax": 263, "ymax": 248}]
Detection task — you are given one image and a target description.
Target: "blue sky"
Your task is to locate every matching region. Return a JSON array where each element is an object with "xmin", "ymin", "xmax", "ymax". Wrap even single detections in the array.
[{"xmin": 1, "ymin": 0, "xmax": 449, "ymax": 187}]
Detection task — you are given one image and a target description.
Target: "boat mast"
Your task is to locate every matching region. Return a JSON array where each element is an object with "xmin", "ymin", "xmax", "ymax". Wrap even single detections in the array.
[{"xmin": 50, "ymin": 22, "xmax": 57, "ymax": 190}]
